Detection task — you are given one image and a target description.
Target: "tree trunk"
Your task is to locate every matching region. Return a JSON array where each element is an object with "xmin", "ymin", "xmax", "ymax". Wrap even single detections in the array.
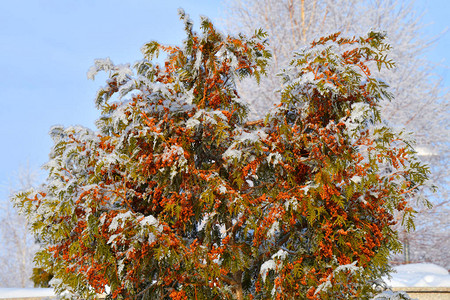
[
  {"xmin": 234, "ymin": 286, "xmax": 244, "ymax": 300},
  {"xmin": 232, "ymin": 271, "xmax": 244, "ymax": 300}
]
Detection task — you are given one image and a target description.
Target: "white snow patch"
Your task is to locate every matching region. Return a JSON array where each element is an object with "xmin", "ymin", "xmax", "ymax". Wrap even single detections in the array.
[
  {"xmin": 272, "ymin": 249, "xmax": 288, "ymax": 261},
  {"xmin": 343, "ymin": 102, "xmax": 371, "ymax": 132},
  {"xmin": 109, "ymin": 211, "xmax": 133, "ymax": 231},
  {"xmin": 161, "ymin": 145, "xmax": 185, "ymax": 163},
  {"xmin": 237, "ymin": 129, "xmax": 267, "ymax": 143},
  {"xmin": 372, "ymin": 290, "xmax": 411, "ymax": 300},
  {"xmin": 87, "ymin": 57, "xmax": 114, "ymax": 80},
  {"xmin": 284, "ymin": 197, "xmax": 299, "ymax": 210},
  {"xmin": 148, "ymin": 232, "xmax": 156, "ymax": 244},
  {"xmin": 260, "ymin": 249, "xmax": 288, "ymax": 282},
  {"xmin": 384, "ymin": 263, "xmax": 450, "ymax": 287},
  {"xmin": 218, "ymin": 185, "xmax": 227, "ymax": 194},
  {"xmin": 267, "ymin": 220, "xmax": 279, "ymax": 238},
  {"xmin": 223, "ymin": 146, "xmax": 242, "ymax": 161},
  {"xmin": 266, "ymin": 152, "xmax": 282, "ymax": 165},
  {"xmin": 186, "ymin": 118, "xmax": 201, "ymax": 129},
  {"xmin": 0, "ymin": 288, "xmax": 56, "ymax": 298},
  {"xmin": 350, "ymin": 175, "xmax": 362, "ymax": 184},
  {"xmin": 260, "ymin": 260, "xmax": 276, "ymax": 281},
  {"xmin": 140, "ymin": 215, "xmax": 158, "ymax": 227},
  {"xmin": 107, "ymin": 234, "xmax": 118, "ymax": 245},
  {"xmin": 197, "ymin": 212, "xmax": 216, "ymax": 231},
  {"xmin": 115, "ymin": 64, "xmax": 133, "ymax": 82}
]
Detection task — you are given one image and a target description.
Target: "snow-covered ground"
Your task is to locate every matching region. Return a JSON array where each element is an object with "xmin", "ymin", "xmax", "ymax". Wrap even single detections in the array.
[
  {"xmin": 384, "ymin": 263, "xmax": 450, "ymax": 287},
  {"xmin": 0, "ymin": 287, "xmax": 55, "ymax": 298},
  {"xmin": 0, "ymin": 263, "xmax": 448, "ymax": 298}
]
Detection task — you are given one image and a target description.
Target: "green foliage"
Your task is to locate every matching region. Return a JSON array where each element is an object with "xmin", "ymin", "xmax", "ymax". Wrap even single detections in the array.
[{"xmin": 31, "ymin": 267, "xmax": 53, "ymax": 288}]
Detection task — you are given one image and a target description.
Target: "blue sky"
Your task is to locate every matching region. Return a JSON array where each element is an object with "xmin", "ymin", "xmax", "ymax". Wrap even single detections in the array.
[{"xmin": 0, "ymin": 0, "xmax": 448, "ymax": 199}]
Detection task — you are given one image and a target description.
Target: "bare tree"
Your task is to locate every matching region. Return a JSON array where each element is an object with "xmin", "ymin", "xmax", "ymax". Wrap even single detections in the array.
[
  {"xmin": 0, "ymin": 166, "xmax": 40, "ymax": 287},
  {"xmin": 224, "ymin": 0, "xmax": 449, "ymax": 268}
]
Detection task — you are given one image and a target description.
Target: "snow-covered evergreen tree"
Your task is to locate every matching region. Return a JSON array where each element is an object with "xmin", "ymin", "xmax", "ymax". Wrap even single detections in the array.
[
  {"xmin": 224, "ymin": 0, "xmax": 449, "ymax": 269},
  {"xmin": 14, "ymin": 11, "xmax": 430, "ymax": 299}
]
